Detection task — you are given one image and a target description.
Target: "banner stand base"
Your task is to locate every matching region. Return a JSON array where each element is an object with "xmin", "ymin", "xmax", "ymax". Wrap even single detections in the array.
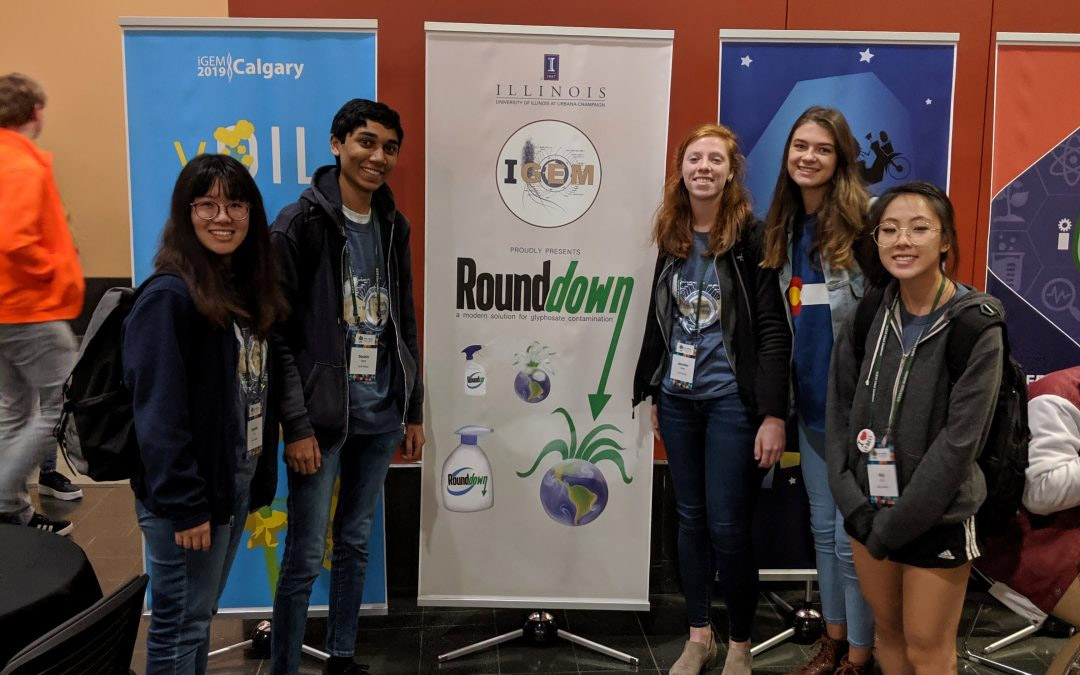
[
  {"xmin": 750, "ymin": 581, "xmax": 822, "ymax": 656},
  {"xmin": 437, "ymin": 610, "xmax": 638, "ymax": 666},
  {"xmin": 207, "ymin": 620, "xmax": 329, "ymax": 663}
]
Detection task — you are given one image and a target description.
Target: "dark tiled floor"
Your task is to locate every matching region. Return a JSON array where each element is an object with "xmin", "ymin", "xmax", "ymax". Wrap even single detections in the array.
[{"xmin": 29, "ymin": 485, "xmax": 1072, "ymax": 674}]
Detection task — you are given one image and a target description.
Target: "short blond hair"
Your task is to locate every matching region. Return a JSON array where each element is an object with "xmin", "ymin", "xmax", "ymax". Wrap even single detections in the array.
[{"xmin": 0, "ymin": 73, "xmax": 45, "ymax": 128}]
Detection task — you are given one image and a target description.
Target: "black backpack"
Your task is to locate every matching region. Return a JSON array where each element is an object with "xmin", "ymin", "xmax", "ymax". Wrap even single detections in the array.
[
  {"xmin": 54, "ymin": 277, "xmax": 156, "ymax": 480},
  {"xmin": 851, "ymin": 285, "xmax": 1030, "ymax": 531}
]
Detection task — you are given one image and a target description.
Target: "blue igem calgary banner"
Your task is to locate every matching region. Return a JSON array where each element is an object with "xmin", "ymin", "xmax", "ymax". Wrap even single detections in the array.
[{"xmin": 122, "ymin": 21, "xmax": 385, "ymax": 614}]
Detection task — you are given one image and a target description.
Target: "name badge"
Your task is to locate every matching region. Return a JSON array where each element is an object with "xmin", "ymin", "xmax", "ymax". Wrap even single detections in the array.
[
  {"xmin": 349, "ymin": 332, "xmax": 378, "ymax": 381},
  {"xmin": 246, "ymin": 416, "xmax": 263, "ymax": 456},
  {"xmin": 867, "ymin": 443, "xmax": 898, "ymax": 506},
  {"xmin": 668, "ymin": 341, "xmax": 698, "ymax": 390}
]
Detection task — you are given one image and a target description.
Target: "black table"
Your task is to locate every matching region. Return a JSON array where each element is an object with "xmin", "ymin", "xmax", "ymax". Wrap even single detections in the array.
[{"xmin": 0, "ymin": 523, "xmax": 103, "ymax": 665}]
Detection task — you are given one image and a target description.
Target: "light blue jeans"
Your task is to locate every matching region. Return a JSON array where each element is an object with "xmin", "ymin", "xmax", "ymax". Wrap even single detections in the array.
[
  {"xmin": 0, "ymin": 321, "xmax": 75, "ymax": 522},
  {"xmin": 137, "ymin": 492, "xmax": 250, "ymax": 675},
  {"xmin": 799, "ymin": 424, "xmax": 874, "ymax": 648},
  {"xmin": 271, "ymin": 428, "xmax": 403, "ymax": 674}
]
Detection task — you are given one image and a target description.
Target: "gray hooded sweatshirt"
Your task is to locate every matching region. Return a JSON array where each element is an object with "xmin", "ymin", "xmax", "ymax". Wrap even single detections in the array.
[{"xmin": 826, "ymin": 281, "xmax": 1004, "ymax": 559}]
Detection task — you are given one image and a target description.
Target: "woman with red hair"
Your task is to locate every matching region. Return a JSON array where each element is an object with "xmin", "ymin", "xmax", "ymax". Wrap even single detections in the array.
[{"xmin": 633, "ymin": 124, "xmax": 791, "ymax": 674}]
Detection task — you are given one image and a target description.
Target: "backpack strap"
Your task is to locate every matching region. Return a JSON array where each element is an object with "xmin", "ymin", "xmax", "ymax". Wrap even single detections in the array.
[
  {"xmin": 852, "ymin": 284, "xmax": 886, "ymax": 365},
  {"xmin": 945, "ymin": 300, "xmax": 1007, "ymax": 384}
]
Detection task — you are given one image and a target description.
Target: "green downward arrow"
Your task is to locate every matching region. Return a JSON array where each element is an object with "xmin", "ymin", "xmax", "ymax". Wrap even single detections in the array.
[{"xmin": 589, "ymin": 279, "xmax": 632, "ymax": 419}]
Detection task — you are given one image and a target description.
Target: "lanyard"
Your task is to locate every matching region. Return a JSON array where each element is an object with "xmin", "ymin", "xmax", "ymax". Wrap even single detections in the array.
[
  {"xmin": 692, "ymin": 253, "xmax": 711, "ymax": 337},
  {"xmin": 866, "ymin": 275, "xmax": 948, "ymax": 444},
  {"xmin": 346, "ymin": 212, "xmax": 384, "ymax": 327}
]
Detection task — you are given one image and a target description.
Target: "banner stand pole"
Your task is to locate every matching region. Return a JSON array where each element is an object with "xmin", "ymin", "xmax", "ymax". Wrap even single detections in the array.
[
  {"xmin": 437, "ymin": 610, "xmax": 638, "ymax": 665},
  {"xmin": 207, "ymin": 620, "xmax": 329, "ymax": 663},
  {"xmin": 750, "ymin": 580, "xmax": 821, "ymax": 657}
]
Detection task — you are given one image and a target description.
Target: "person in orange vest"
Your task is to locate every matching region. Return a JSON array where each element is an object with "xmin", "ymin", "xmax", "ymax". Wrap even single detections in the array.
[{"xmin": 0, "ymin": 72, "xmax": 85, "ymax": 535}]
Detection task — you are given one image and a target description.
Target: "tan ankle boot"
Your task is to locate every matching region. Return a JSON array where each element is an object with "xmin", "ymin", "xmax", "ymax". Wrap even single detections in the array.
[
  {"xmin": 721, "ymin": 644, "xmax": 752, "ymax": 675},
  {"xmin": 669, "ymin": 636, "xmax": 719, "ymax": 675}
]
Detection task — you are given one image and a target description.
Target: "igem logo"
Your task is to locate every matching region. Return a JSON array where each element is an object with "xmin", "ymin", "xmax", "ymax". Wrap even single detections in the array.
[{"xmin": 497, "ymin": 119, "xmax": 601, "ymax": 228}]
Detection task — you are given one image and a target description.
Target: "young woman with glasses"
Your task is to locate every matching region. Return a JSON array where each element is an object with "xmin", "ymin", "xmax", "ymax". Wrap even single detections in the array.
[
  {"xmin": 633, "ymin": 124, "xmax": 790, "ymax": 675},
  {"xmin": 762, "ymin": 106, "xmax": 876, "ymax": 675},
  {"xmin": 122, "ymin": 153, "xmax": 289, "ymax": 674},
  {"xmin": 827, "ymin": 181, "xmax": 1004, "ymax": 673}
]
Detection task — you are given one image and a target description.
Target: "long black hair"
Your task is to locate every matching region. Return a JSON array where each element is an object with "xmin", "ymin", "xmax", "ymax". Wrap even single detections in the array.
[{"xmin": 154, "ymin": 153, "xmax": 288, "ymax": 337}]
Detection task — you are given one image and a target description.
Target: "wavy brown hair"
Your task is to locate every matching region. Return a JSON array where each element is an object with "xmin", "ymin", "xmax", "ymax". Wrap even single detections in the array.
[
  {"xmin": 652, "ymin": 123, "xmax": 752, "ymax": 259},
  {"xmin": 762, "ymin": 106, "xmax": 869, "ymax": 270},
  {"xmin": 154, "ymin": 153, "xmax": 288, "ymax": 338}
]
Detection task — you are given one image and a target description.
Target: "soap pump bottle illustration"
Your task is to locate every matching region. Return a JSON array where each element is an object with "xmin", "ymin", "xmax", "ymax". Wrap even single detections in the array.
[
  {"xmin": 462, "ymin": 345, "xmax": 486, "ymax": 396},
  {"xmin": 442, "ymin": 425, "xmax": 494, "ymax": 512}
]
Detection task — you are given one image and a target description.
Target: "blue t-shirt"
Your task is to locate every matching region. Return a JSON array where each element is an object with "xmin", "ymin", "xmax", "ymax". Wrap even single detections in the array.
[
  {"xmin": 788, "ymin": 213, "xmax": 833, "ymax": 433},
  {"xmin": 898, "ymin": 283, "xmax": 969, "ymax": 352},
  {"xmin": 343, "ymin": 206, "xmax": 401, "ymax": 434},
  {"xmin": 661, "ymin": 232, "xmax": 738, "ymax": 399},
  {"xmin": 233, "ymin": 322, "xmax": 266, "ymax": 505}
]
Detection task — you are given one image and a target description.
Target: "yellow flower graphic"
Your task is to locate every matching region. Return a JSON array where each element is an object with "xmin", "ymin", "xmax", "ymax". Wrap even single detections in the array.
[{"xmin": 245, "ymin": 507, "xmax": 288, "ymax": 549}]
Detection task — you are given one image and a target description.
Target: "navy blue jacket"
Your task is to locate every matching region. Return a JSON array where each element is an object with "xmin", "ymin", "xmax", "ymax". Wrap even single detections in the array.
[
  {"xmin": 122, "ymin": 274, "xmax": 279, "ymax": 530},
  {"xmin": 270, "ymin": 166, "xmax": 423, "ymax": 450}
]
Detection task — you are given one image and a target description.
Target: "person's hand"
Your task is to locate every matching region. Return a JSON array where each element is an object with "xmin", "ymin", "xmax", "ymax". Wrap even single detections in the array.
[
  {"xmin": 402, "ymin": 424, "xmax": 425, "ymax": 462},
  {"xmin": 284, "ymin": 435, "xmax": 321, "ymax": 475},
  {"xmin": 754, "ymin": 416, "xmax": 786, "ymax": 468},
  {"xmin": 175, "ymin": 521, "xmax": 211, "ymax": 551},
  {"xmin": 650, "ymin": 404, "xmax": 662, "ymax": 442}
]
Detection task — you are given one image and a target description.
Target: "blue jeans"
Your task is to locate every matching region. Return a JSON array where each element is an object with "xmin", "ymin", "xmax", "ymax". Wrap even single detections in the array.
[
  {"xmin": 658, "ymin": 391, "xmax": 764, "ymax": 643},
  {"xmin": 799, "ymin": 424, "xmax": 874, "ymax": 648},
  {"xmin": 0, "ymin": 321, "xmax": 74, "ymax": 522},
  {"xmin": 271, "ymin": 429, "xmax": 403, "ymax": 674},
  {"xmin": 136, "ymin": 492, "xmax": 250, "ymax": 674}
]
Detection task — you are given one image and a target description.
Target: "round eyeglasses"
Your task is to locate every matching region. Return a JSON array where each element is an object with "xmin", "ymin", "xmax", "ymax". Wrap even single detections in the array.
[
  {"xmin": 872, "ymin": 223, "xmax": 941, "ymax": 247},
  {"xmin": 190, "ymin": 200, "xmax": 250, "ymax": 221}
]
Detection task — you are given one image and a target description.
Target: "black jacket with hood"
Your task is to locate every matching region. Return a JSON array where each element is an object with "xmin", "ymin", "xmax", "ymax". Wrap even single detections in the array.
[{"xmin": 270, "ymin": 166, "xmax": 423, "ymax": 450}]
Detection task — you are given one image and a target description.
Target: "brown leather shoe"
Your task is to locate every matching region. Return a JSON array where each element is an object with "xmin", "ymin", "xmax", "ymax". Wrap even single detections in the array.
[
  {"xmin": 834, "ymin": 654, "xmax": 873, "ymax": 674},
  {"xmin": 785, "ymin": 635, "xmax": 847, "ymax": 675}
]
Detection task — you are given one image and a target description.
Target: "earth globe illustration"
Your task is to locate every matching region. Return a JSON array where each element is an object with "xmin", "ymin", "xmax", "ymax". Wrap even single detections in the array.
[{"xmin": 539, "ymin": 459, "xmax": 609, "ymax": 526}]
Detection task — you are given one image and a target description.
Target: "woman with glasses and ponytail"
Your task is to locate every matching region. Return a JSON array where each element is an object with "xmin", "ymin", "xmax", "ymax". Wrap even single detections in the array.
[
  {"xmin": 123, "ymin": 153, "xmax": 289, "ymax": 674},
  {"xmin": 827, "ymin": 181, "xmax": 1004, "ymax": 674}
]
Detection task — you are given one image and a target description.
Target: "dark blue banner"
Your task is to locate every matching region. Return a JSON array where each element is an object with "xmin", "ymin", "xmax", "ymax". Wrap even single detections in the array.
[{"xmin": 719, "ymin": 37, "xmax": 956, "ymax": 216}]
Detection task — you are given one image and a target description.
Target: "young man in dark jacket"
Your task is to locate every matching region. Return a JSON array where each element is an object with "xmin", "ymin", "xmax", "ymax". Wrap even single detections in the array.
[{"xmin": 269, "ymin": 99, "xmax": 424, "ymax": 675}]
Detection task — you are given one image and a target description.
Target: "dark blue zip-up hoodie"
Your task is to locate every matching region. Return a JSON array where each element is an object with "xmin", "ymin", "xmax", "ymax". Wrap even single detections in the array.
[
  {"xmin": 269, "ymin": 166, "xmax": 423, "ymax": 451},
  {"xmin": 122, "ymin": 274, "xmax": 280, "ymax": 530}
]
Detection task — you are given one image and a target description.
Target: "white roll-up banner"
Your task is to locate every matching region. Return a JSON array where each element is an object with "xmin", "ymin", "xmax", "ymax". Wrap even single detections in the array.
[{"xmin": 419, "ymin": 23, "xmax": 673, "ymax": 610}]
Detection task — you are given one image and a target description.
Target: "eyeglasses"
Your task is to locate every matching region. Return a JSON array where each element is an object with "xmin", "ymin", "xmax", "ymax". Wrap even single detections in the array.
[
  {"xmin": 872, "ymin": 222, "xmax": 941, "ymax": 247},
  {"xmin": 190, "ymin": 200, "xmax": 250, "ymax": 221}
]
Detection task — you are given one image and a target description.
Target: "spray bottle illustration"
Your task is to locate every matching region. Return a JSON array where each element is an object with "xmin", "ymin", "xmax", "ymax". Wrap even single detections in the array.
[
  {"xmin": 462, "ymin": 345, "xmax": 487, "ymax": 396},
  {"xmin": 442, "ymin": 425, "xmax": 494, "ymax": 512}
]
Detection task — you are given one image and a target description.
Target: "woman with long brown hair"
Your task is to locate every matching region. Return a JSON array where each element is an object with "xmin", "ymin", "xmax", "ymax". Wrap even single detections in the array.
[
  {"xmin": 762, "ymin": 106, "xmax": 877, "ymax": 675},
  {"xmin": 633, "ymin": 124, "xmax": 790, "ymax": 674},
  {"xmin": 122, "ymin": 153, "xmax": 289, "ymax": 674}
]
